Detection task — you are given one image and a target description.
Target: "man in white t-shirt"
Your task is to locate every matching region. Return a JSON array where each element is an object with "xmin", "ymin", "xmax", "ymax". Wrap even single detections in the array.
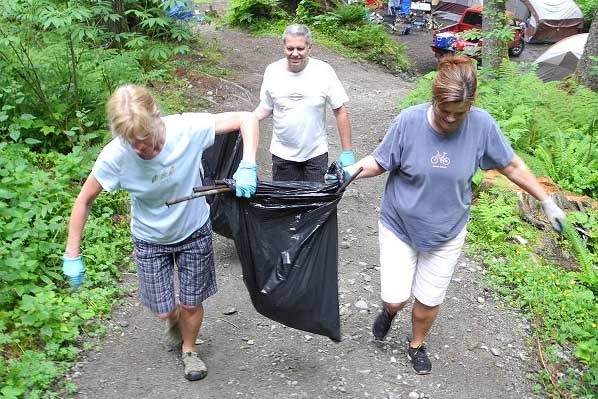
[{"xmin": 253, "ymin": 23, "xmax": 355, "ymax": 182}]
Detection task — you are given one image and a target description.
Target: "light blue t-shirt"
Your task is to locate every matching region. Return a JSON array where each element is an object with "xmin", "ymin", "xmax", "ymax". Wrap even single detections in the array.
[
  {"xmin": 373, "ymin": 103, "xmax": 514, "ymax": 251},
  {"xmin": 92, "ymin": 113, "xmax": 216, "ymax": 244}
]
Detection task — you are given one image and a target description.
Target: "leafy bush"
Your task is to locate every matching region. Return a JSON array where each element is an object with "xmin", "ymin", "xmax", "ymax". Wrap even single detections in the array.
[
  {"xmin": 575, "ymin": 0, "xmax": 598, "ymax": 23},
  {"xmin": 333, "ymin": 3, "xmax": 367, "ymax": 27},
  {"xmin": 468, "ymin": 184, "xmax": 598, "ymax": 398},
  {"xmin": 335, "ymin": 24, "xmax": 409, "ymax": 72},
  {"xmin": 0, "ymin": 0, "xmax": 192, "ymax": 153},
  {"xmin": 226, "ymin": 0, "xmax": 288, "ymax": 28},
  {"xmin": 0, "ymin": 143, "xmax": 132, "ymax": 397},
  {"xmin": 295, "ymin": 0, "xmax": 326, "ymax": 24},
  {"xmin": 311, "ymin": 13, "xmax": 341, "ymax": 35}
]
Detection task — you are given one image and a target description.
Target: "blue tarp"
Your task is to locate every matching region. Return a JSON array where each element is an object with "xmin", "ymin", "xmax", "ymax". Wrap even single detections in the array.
[
  {"xmin": 389, "ymin": 0, "xmax": 412, "ymax": 15},
  {"xmin": 163, "ymin": 0, "xmax": 193, "ymax": 20}
]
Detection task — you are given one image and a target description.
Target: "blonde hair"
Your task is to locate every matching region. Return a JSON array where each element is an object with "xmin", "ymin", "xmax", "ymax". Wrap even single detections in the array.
[
  {"xmin": 432, "ymin": 55, "xmax": 477, "ymax": 105},
  {"xmin": 106, "ymin": 85, "xmax": 161, "ymax": 144}
]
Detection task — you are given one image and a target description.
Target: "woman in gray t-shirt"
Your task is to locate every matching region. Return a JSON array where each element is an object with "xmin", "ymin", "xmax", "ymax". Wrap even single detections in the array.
[{"xmin": 342, "ymin": 55, "xmax": 566, "ymax": 375}]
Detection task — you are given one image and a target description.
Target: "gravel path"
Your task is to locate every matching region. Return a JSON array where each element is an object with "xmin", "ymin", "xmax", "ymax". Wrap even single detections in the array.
[{"xmin": 66, "ymin": 22, "xmax": 542, "ymax": 399}]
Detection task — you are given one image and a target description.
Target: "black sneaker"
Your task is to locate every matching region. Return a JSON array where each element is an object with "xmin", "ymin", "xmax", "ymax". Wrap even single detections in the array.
[
  {"xmin": 407, "ymin": 344, "xmax": 432, "ymax": 374},
  {"xmin": 372, "ymin": 310, "xmax": 395, "ymax": 341}
]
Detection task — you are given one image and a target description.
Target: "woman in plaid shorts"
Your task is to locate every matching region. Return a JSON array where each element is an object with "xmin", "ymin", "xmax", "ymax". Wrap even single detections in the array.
[{"xmin": 62, "ymin": 84, "xmax": 259, "ymax": 381}]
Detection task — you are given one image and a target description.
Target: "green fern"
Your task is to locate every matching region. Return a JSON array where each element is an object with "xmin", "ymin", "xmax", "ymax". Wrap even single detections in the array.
[
  {"xmin": 535, "ymin": 134, "xmax": 598, "ymax": 197},
  {"xmin": 470, "ymin": 185, "xmax": 520, "ymax": 244},
  {"xmin": 562, "ymin": 221, "xmax": 597, "ymax": 293},
  {"xmin": 496, "ymin": 59, "xmax": 517, "ymax": 80}
]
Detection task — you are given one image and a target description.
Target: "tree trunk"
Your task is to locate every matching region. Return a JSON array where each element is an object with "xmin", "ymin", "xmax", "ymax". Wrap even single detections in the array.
[
  {"xmin": 482, "ymin": 0, "xmax": 507, "ymax": 77},
  {"xmin": 110, "ymin": 0, "xmax": 129, "ymax": 33},
  {"xmin": 575, "ymin": 8, "xmax": 598, "ymax": 91},
  {"xmin": 280, "ymin": 0, "xmax": 330, "ymax": 14}
]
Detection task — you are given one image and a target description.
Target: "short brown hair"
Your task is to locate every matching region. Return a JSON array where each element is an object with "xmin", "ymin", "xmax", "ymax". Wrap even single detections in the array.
[
  {"xmin": 432, "ymin": 55, "xmax": 477, "ymax": 105},
  {"xmin": 106, "ymin": 85, "xmax": 161, "ymax": 143}
]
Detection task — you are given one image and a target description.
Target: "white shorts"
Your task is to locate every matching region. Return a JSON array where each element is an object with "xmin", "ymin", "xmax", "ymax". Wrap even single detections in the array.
[{"xmin": 378, "ymin": 221, "xmax": 466, "ymax": 307}]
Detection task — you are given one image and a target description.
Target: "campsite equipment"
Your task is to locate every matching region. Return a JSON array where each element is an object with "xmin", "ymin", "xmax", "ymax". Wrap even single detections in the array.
[
  {"xmin": 520, "ymin": 0, "xmax": 583, "ymax": 43},
  {"xmin": 434, "ymin": 32, "xmax": 455, "ymax": 48},
  {"xmin": 434, "ymin": 0, "xmax": 583, "ymax": 43},
  {"xmin": 386, "ymin": 0, "xmax": 437, "ymax": 34},
  {"xmin": 533, "ymin": 33, "xmax": 588, "ymax": 82},
  {"xmin": 411, "ymin": 1, "xmax": 434, "ymax": 31},
  {"xmin": 431, "ymin": 6, "xmax": 525, "ymax": 59},
  {"xmin": 387, "ymin": 0, "xmax": 414, "ymax": 34}
]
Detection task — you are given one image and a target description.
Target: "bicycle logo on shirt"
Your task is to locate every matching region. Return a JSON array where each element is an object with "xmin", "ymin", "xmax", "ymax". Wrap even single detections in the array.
[{"xmin": 431, "ymin": 151, "xmax": 450, "ymax": 168}]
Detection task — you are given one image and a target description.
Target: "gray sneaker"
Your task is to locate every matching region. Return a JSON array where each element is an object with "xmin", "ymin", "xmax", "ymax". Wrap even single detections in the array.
[{"xmin": 182, "ymin": 351, "xmax": 207, "ymax": 381}]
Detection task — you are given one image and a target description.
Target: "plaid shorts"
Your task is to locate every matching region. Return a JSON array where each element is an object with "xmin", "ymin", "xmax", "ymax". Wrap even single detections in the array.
[{"xmin": 132, "ymin": 221, "xmax": 217, "ymax": 314}]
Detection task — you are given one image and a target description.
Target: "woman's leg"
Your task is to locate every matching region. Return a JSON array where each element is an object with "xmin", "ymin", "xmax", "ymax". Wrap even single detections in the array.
[
  {"xmin": 407, "ymin": 227, "xmax": 467, "ymax": 374},
  {"xmin": 410, "ymin": 299, "xmax": 440, "ymax": 348},
  {"xmin": 174, "ymin": 221, "xmax": 216, "ymax": 381},
  {"xmin": 373, "ymin": 221, "xmax": 418, "ymax": 340},
  {"xmin": 179, "ymin": 303, "xmax": 204, "ymax": 353}
]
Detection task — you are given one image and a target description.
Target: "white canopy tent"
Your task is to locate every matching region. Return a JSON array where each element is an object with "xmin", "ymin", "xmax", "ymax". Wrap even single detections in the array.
[
  {"xmin": 522, "ymin": 0, "xmax": 583, "ymax": 43},
  {"xmin": 534, "ymin": 33, "xmax": 588, "ymax": 81}
]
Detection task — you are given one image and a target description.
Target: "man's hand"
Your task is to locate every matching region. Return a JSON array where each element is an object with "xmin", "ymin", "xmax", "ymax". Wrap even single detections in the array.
[
  {"xmin": 339, "ymin": 150, "xmax": 356, "ymax": 168},
  {"xmin": 541, "ymin": 197, "xmax": 567, "ymax": 233},
  {"xmin": 63, "ymin": 255, "xmax": 85, "ymax": 291},
  {"xmin": 233, "ymin": 160, "xmax": 257, "ymax": 198},
  {"xmin": 325, "ymin": 164, "xmax": 358, "ymax": 184}
]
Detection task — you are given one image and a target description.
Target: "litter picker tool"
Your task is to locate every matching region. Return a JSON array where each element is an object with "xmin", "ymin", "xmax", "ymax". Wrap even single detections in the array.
[{"xmin": 166, "ymin": 182, "xmax": 232, "ymax": 207}]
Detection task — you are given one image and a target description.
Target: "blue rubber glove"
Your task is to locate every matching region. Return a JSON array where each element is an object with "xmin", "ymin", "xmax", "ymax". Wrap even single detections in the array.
[
  {"xmin": 339, "ymin": 150, "xmax": 356, "ymax": 168},
  {"xmin": 325, "ymin": 164, "xmax": 358, "ymax": 184},
  {"xmin": 63, "ymin": 255, "xmax": 85, "ymax": 292},
  {"xmin": 232, "ymin": 160, "xmax": 257, "ymax": 198},
  {"xmin": 324, "ymin": 173, "xmax": 339, "ymax": 184}
]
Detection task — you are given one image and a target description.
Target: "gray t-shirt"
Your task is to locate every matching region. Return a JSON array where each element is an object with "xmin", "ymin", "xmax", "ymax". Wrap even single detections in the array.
[{"xmin": 373, "ymin": 103, "xmax": 514, "ymax": 251}]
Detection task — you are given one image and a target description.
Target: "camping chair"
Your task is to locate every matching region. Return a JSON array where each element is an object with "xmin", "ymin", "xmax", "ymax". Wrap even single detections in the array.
[{"xmin": 388, "ymin": 0, "xmax": 412, "ymax": 17}]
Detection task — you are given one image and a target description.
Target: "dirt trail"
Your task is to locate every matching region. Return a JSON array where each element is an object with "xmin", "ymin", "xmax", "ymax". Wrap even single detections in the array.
[{"xmin": 67, "ymin": 23, "xmax": 541, "ymax": 399}]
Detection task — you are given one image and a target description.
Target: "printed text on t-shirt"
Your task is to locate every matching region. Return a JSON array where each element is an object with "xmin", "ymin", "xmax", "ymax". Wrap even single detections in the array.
[{"xmin": 151, "ymin": 166, "xmax": 175, "ymax": 183}]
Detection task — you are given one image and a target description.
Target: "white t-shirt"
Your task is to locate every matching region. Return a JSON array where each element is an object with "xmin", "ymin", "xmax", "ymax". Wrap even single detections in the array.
[
  {"xmin": 259, "ymin": 58, "xmax": 349, "ymax": 162},
  {"xmin": 91, "ymin": 113, "xmax": 215, "ymax": 244}
]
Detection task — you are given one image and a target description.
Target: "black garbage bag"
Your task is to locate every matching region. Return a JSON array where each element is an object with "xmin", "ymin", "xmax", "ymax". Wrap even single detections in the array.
[
  {"xmin": 220, "ymin": 170, "xmax": 346, "ymax": 341},
  {"xmin": 201, "ymin": 132, "xmax": 243, "ymax": 238}
]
